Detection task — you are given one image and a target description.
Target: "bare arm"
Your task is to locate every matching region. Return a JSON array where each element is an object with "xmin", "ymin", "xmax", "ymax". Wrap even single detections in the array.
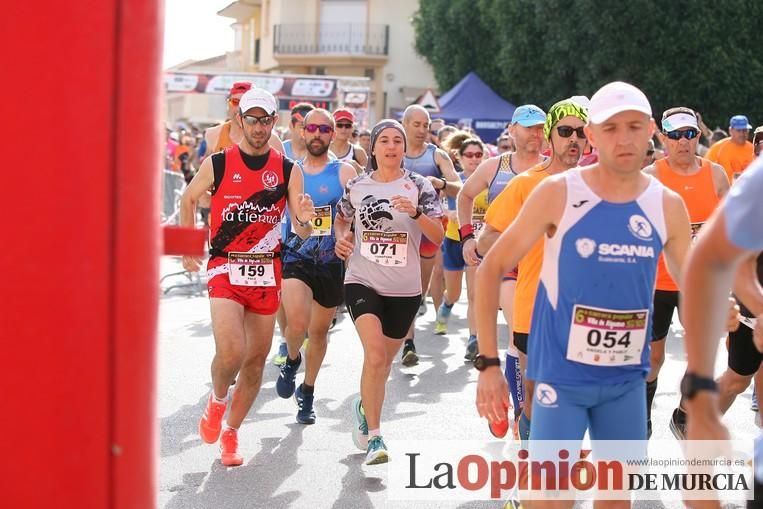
[
  {"xmin": 683, "ymin": 211, "xmax": 749, "ymax": 441},
  {"xmin": 475, "ymin": 178, "xmax": 565, "ymax": 423},
  {"xmin": 354, "ymin": 145, "xmax": 368, "ymax": 168},
  {"xmin": 203, "ymin": 126, "xmax": 220, "ymax": 159},
  {"xmin": 458, "ymin": 158, "xmax": 500, "ymax": 265},
  {"xmin": 434, "ymin": 148, "xmax": 462, "ymax": 197},
  {"xmin": 476, "ymin": 224, "xmax": 502, "ymax": 257},
  {"xmin": 710, "ymin": 162, "xmax": 730, "ymax": 198},
  {"xmin": 179, "ymin": 157, "xmax": 215, "ymax": 271},
  {"xmin": 286, "ymin": 165, "xmax": 314, "ymax": 239}
]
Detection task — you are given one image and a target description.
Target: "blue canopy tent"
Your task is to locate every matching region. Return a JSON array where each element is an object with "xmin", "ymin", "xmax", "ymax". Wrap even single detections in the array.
[{"xmin": 434, "ymin": 72, "xmax": 516, "ymax": 143}]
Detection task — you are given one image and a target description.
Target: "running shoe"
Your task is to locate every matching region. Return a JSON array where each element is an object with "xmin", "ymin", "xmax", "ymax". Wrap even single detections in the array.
[
  {"xmin": 669, "ymin": 407, "xmax": 687, "ymax": 440},
  {"xmin": 199, "ymin": 393, "xmax": 227, "ymax": 444},
  {"xmin": 433, "ymin": 321, "xmax": 447, "ymax": 335},
  {"xmin": 219, "ymin": 428, "xmax": 244, "ymax": 467},
  {"xmin": 295, "ymin": 385, "xmax": 316, "ymax": 425},
  {"xmin": 401, "ymin": 340, "xmax": 419, "ymax": 367},
  {"xmin": 352, "ymin": 397, "xmax": 369, "ymax": 450},
  {"xmin": 464, "ymin": 335, "xmax": 479, "ymax": 361},
  {"xmin": 272, "ymin": 341, "xmax": 288, "ymax": 366},
  {"xmin": 366, "ymin": 436, "xmax": 389, "ymax": 465},
  {"xmin": 436, "ymin": 302, "xmax": 453, "ymax": 324},
  {"xmin": 276, "ymin": 353, "xmax": 302, "ymax": 398}
]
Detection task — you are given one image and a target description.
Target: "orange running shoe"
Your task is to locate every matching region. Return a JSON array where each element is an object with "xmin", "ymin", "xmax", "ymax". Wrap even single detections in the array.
[
  {"xmin": 220, "ymin": 428, "xmax": 244, "ymax": 466},
  {"xmin": 199, "ymin": 393, "xmax": 227, "ymax": 444}
]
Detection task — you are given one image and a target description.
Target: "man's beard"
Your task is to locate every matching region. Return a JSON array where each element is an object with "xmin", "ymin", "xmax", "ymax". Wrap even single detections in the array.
[{"xmin": 307, "ymin": 140, "xmax": 329, "ymax": 156}]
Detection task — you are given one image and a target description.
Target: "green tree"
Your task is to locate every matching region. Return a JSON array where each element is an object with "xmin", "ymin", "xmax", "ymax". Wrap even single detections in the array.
[{"xmin": 413, "ymin": 0, "xmax": 763, "ymax": 129}]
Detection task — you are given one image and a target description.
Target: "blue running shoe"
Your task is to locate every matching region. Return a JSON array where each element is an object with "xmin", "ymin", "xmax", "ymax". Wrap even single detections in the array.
[
  {"xmin": 352, "ymin": 397, "xmax": 368, "ymax": 450},
  {"xmin": 294, "ymin": 385, "xmax": 316, "ymax": 424},
  {"xmin": 366, "ymin": 436, "xmax": 389, "ymax": 465},
  {"xmin": 464, "ymin": 334, "xmax": 479, "ymax": 361},
  {"xmin": 276, "ymin": 353, "xmax": 301, "ymax": 398}
]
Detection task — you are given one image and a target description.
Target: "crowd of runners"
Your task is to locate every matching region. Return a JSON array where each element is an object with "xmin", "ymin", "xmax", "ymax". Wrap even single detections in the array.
[{"xmin": 177, "ymin": 79, "xmax": 763, "ymax": 507}]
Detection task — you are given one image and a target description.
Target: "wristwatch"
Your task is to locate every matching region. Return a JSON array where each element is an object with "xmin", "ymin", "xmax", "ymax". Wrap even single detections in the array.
[
  {"xmin": 410, "ymin": 205, "xmax": 423, "ymax": 220},
  {"xmin": 473, "ymin": 355, "xmax": 501, "ymax": 371},
  {"xmin": 680, "ymin": 372, "xmax": 718, "ymax": 400}
]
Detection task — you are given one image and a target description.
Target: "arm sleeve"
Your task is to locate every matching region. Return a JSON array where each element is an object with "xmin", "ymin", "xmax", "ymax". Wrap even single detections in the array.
[{"xmin": 724, "ymin": 157, "xmax": 763, "ymax": 251}]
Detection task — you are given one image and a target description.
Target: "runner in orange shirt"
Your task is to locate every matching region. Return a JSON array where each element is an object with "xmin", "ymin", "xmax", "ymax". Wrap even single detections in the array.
[
  {"xmin": 641, "ymin": 106, "xmax": 729, "ymax": 439},
  {"xmin": 705, "ymin": 114, "xmax": 755, "ymax": 182},
  {"xmin": 477, "ymin": 99, "xmax": 588, "ymax": 442}
]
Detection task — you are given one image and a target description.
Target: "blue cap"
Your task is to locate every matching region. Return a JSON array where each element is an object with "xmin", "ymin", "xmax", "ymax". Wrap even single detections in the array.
[
  {"xmin": 511, "ymin": 104, "xmax": 546, "ymax": 127},
  {"xmin": 729, "ymin": 115, "xmax": 752, "ymax": 130}
]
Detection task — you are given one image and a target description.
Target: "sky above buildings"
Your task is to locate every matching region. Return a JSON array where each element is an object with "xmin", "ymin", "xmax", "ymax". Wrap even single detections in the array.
[{"xmin": 163, "ymin": 0, "xmax": 234, "ymax": 69}]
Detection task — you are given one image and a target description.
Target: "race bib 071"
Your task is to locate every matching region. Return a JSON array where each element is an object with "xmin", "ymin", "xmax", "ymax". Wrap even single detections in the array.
[{"xmin": 360, "ymin": 231, "xmax": 409, "ymax": 267}]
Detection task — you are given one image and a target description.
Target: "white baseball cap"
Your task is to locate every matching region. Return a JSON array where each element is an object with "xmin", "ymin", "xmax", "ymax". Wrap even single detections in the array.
[
  {"xmin": 239, "ymin": 88, "xmax": 278, "ymax": 115},
  {"xmin": 588, "ymin": 81, "xmax": 652, "ymax": 124}
]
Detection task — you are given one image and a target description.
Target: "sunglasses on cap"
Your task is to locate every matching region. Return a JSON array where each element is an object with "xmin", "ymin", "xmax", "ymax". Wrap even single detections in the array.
[
  {"xmin": 336, "ymin": 122, "xmax": 353, "ymax": 129},
  {"xmin": 556, "ymin": 126, "xmax": 586, "ymax": 139},
  {"xmin": 242, "ymin": 115, "xmax": 275, "ymax": 126},
  {"xmin": 665, "ymin": 128, "xmax": 699, "ymax": 140},
  {"xmin": 305, "ymin": 123, "xmax": 333, "ymax": 134},
  {"xmin": 461, "ymin": 151, "xmax": 483, "ymax": 159}
]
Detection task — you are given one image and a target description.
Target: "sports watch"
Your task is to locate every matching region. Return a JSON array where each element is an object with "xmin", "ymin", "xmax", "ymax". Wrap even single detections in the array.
[
  {"xmin": 680, "ymin": 373, "xmax": 718, "ymax": 400},
  {"xmin": 410, "ymin": 205, "xmax": 423, "ymax": 220},
  {"xmin": 473, "ymin": 355, "xmax": 501, "ymax": 371}
]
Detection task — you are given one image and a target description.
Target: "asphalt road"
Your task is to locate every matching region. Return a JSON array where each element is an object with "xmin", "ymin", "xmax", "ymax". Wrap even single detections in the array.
[{"xmin": 157, "ymin": 257, "xmax": 758, "ymax": 509}]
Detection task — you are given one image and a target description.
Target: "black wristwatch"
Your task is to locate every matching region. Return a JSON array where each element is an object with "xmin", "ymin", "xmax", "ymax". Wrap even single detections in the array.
[
  {"xmin": 410, "ymin": 205, "xmax": 423, "ymax": 220},
  {"xmin": 680, "ymin": 373, "xmax": 718, "ymax": 401},
  {"xmin": 473, "ymin": 355, "xmax": 501, "ymax": 371}
]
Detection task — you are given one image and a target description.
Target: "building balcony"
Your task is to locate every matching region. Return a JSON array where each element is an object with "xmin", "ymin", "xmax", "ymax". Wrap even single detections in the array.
[{"xmin": 273, "ymin": 23, "xmax": 389, "ymax": 64}]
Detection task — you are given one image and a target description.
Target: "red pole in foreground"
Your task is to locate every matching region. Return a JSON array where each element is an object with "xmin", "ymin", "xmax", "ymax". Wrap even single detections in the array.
[{"xmin": 0, "ymin": 2, "xmax": 165, "ymax": 508}]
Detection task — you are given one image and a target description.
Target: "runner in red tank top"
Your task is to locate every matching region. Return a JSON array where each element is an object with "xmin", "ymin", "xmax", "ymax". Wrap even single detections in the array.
[{"xmin": 180, "ymin": 88, "xmax": 315, "ymax": 466}]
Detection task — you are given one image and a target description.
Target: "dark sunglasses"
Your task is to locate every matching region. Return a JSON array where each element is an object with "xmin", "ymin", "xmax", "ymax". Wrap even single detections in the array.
[
  {"xmin": 305, "ymin": 123, "xmax": 333, "ymax": 134},
  {"xmin": 430, "ymin": 130, "xmax": 439, "ymax": 136},
  {"xmin": 242, "ymin": 115, "xmax": 274, "ymax": 126},
  {"xmin": 557, "ymin": 126, "xmax": 586, "ymax": 139},
  {"xmin": 461, "ymin": 151, "xmax": 483, "ymax": 159},
  {"xmin": 336, "ymin": 122, "xmax": 353, "ymax": 129},
  {"xmin": 646, "ymin": 150, "xmax": 655, "ymax": 156},
  {"xmin": 665, "ymin": 128, "xmax": 699, "ymax": 140},
  {"xmin": 498, "ymin": 145, "xmax": 511, "ymax": 150}
]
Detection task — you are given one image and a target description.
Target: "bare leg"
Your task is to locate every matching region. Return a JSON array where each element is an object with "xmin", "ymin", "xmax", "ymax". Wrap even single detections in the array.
[
  {"xmin": 209, "ymin": 298, "xmax": 246, "ymax": 399},
  {"xmin": 355, "ymin": 314, "xmax": 406, "ymax": 430},
  {"xmin": 226, "ymin": 311, "xmax": 277, "ymax": 427}
]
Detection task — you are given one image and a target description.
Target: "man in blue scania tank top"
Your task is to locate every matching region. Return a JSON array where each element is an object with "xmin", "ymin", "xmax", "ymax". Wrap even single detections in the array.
[
  {"xmin": 475, "ymin": 82, "xmax": 694, "ymax": 508},
  {"xmin": 275, "ymin": 109, "xmax": 357, "ymax": 424}
]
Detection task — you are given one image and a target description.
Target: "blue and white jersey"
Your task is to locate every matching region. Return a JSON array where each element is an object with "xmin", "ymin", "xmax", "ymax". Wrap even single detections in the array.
[
  {"xmin": 282, "ymin": 160, "xmax": 345, "ymax": 265},
  {"xmin": 404, "ymin": 144, "xmax": 441, "ymax": 179},
  {"xmin": 527, "ymin": 168, "xmax": 667, "ymax": 385}
]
